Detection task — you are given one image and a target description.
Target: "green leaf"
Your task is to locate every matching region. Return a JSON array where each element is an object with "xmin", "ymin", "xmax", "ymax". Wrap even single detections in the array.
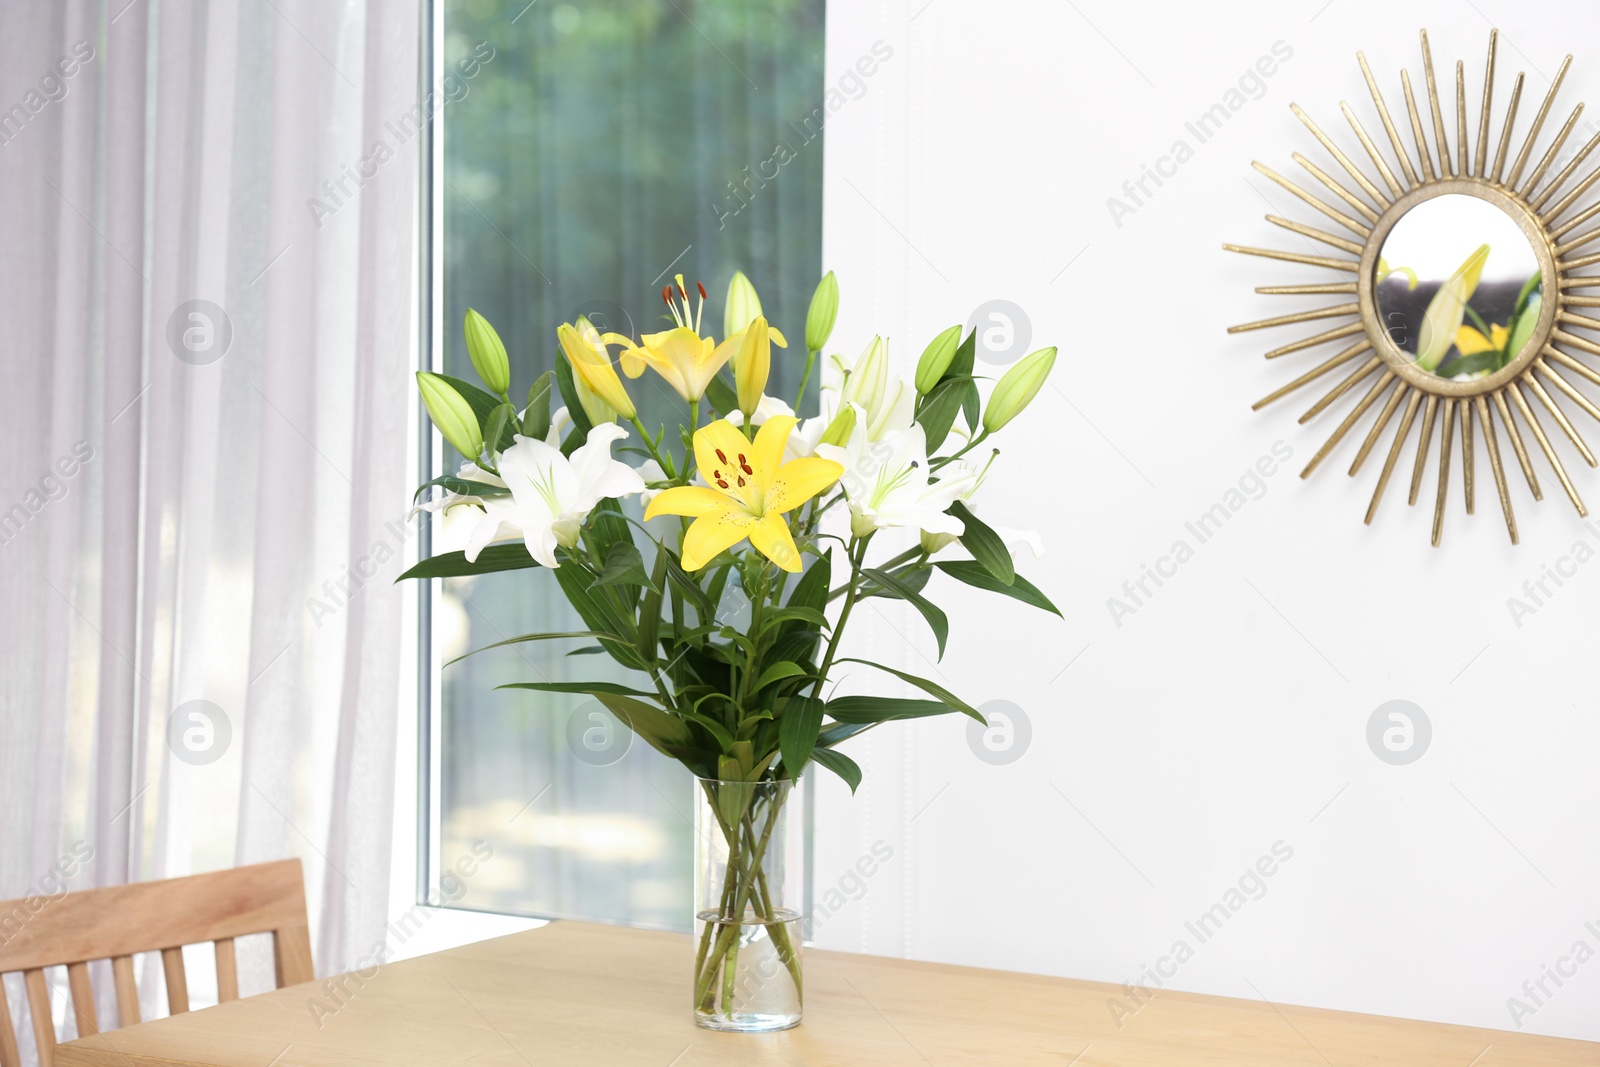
[
  {"xmin": 588, "ymin": 498, "xmax": 635, "ymax": 568},
  {"xmin": 817, "ymin": 721, "xmax": 876, "ymax": 749},
  {"xmin": 553, "ymin": 355, "xmax": 594, "ymax": 437},
  {"xmin": 862, "ymin": 566, "xmax": 949, "ymax": 658},
  {"xmin": 810, "ymin": 747, "xmax": 862, "ymax": 793},
  {"xmin": 446, "ymin": 629, "xmax": 627, "ymax": 667},
  {"xmin": 834, "ymin": 657, "xmax": 984, "ymax": 722},
  {"xmin": 785, "ymin": 549, "xmax": 832, "ymax": 615},
  {"xmin": 636, "ymin": 543, "xmax": 669, "ymax": 665},
  {"xmin": 754, "ymin": 661, "xmax": 809, "ymax": 692},
  {"xmin": 759, "ymin": 606, "xmax": 830, "ymax": 632},
  {"xmin": 916, "ymin": 376, "xmax": 969, "ymax": 453},
  {"xmin": 524, "ymin": 372, "xmax": 553, "ymax": 440},
  {"xmin": 934, "ymin": 560, "xmax": 1061, "ymax": 616},
  {"xmin": 484, "ymin": 403, "xmax": 518, "ymax": 457},
  {"xmin": 703, "ymin": 371, "xmax": 738, "ymax": 417},
  {"xmin": 779, "ymin": 695, "xmax": 825, "ymax": 778},
  {"xmin": 681, "ymin": 710, "xmax": 735, "ymax": 753},
  {"xmin": 950, "ymin": 500, "xmax": 1014, "ymax": 585},
  {"xmin": 663, "ymin": 549, "xmax": 717, "ymax": 620},
  {"xmin": 826, "ymin": 695, "xmax": 964, "ymax": 723},
  {"xmin": 861, "ymin": 563, "xmax": 931, "ymax": 600},
  {"xmin": 595, "ymin": 542, "xmax": 657, "ymax": 592},
  {"xmin": 396, "ymin": 544, "xmax": 540, "ymax": 582},
  {"xmin": 411, "ymin": 474, "xmax": 509, "ymax": 504},
  {"xmin": 944, "ymin": 329, "xmax": 980, "ymax": 432},
  {"xmin": 592, "ymin": 693, "xmax": 694, "ymax": 753},
  {"xmin": 497, "ymin": 681, "xmax": 656, "ymax": 698},
  {"xmin": 554, "ymin": 563, "xmax": 647, "ymax": 671}
]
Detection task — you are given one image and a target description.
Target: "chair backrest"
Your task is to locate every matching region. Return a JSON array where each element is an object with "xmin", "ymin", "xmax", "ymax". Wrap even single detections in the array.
[{"xmin": 0, "ymin": 859, "xmax": 312, "ymax": 1067}]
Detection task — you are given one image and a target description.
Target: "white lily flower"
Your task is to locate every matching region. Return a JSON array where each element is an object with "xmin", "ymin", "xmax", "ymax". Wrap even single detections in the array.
[
  {"xmin": 816, "ymin": 405, "xmax": 977, "ymax": 539},
  {"xmin": 919, "ymin": 450, "xmax": 1043, "ymax": 560},
  {"xmin": 487, "ymin": 423, "xmax": 647, "ymax": 567}
]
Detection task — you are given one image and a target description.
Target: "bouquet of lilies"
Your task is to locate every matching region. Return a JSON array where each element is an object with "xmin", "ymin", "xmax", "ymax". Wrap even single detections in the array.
[{"xmin": 403, "ymin": 270, "xmax": 1058, "ymax": 1025}]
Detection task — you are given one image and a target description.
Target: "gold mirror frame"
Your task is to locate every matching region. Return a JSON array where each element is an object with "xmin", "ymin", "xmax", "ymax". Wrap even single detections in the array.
[{"xmin": 1228, "ymin": 30, "xmax": 1600, "ymax": 546}]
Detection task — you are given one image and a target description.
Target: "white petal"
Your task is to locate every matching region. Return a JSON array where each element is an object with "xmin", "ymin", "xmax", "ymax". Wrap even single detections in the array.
[
  {"xmin": 869, "ymin": 379, "xmax": 916, "ymax": 440},
  {"xmin": 522, "ymin": 523, "xmax": 562, "ymax": 568},
  {"xmin": 499, "ymin": 435, "xmax": 578, "ymax": 520},
  {"xmin": 997, "ymin": 525, "xmax": 1044, "ymax": 560},
  {"xmin": 464, "ymin": 508, "xmax": 523, "ymax": 562}
]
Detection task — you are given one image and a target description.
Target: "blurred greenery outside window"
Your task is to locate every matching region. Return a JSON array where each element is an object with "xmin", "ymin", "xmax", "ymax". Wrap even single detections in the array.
[{"xmin": 429, "ymin": 0, "xmax": 825, "ymax": 928}]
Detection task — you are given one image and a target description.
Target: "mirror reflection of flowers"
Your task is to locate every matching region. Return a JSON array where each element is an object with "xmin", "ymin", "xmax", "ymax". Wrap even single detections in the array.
[
  {"xmin": 1405, "ymin": 243, "xmax": 1543, "ymax": 380},
  {"xmin": 403, "ymin": 270, "xmax": 1060, "ymax": 1027}
]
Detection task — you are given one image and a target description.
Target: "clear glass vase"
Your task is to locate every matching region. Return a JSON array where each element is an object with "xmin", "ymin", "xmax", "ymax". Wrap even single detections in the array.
[{"xmin": 692, "ymin": 777, "xmax": 803, "ymax": 1032}]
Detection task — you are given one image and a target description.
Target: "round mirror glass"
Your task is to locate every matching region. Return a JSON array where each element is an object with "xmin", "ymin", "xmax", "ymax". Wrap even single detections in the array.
[{"xmin": 1374, "ymin": 193, "xmax": 1544, "ymax": 381}]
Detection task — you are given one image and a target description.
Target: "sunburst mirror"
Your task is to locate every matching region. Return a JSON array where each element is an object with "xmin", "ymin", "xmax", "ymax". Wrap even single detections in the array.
[{"xmin": 1228, "ymin": 29, "xmax": 1600, "ymax": 546}]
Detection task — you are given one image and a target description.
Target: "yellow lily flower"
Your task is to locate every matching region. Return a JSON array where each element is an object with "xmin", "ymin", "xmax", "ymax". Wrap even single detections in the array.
[
  {"xmin": 644, "ymin": 416, "xmax": 841, "ymax": 572},
  {"xmin": 606, "ymin": 276, "xmax": 784, "ymax": 403},
  {"xmin": 1456, "ymin": 322, "xmax": 1509, "ymax": 357},
  {"xmin": 557, "ymin": 318, "xmax": 635, "ymax": 420},
  {"xmin": 1416, "ymin": 244, "xmax": 1489, "ymax": 372}
]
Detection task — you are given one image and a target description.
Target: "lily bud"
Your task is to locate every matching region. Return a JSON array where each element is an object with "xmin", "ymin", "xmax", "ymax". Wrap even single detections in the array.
[
  {"xmin": 983, "ymin": 347, "xmax": 1057, "ymax": 433},
  {"xmin": 805, "ymin": 271, "xmax": 839, "ymax": 352},
  {"xmin": 818, "ymin": 404, "xmax": 857, "ymax": 447},
  {"xmin": 463, "ymin": 308, "xmax": 510, "ymax": 395},
  {"xmin": 558, "ymin": 318, "xmax": 636, "ymax": 420},
  {"xmin": 1416, "ymin": 244, "xmax": 1489, "ymax": 372},
  {"xmin": 416, "ymin": 372, "xmax": 484, "ymax": 460},
  {"xmin": 914, "ymin": 324, "xmax": 964, "ymax": 394},
  {"xmin": 842, "ymin": 335, "xmax": 887, "ymax": 415},
  {"xmin": 724, "ymin": 271, "xmax": 763, "ymax": 340},
  {"xmin": 734, "ymin": 316, "xmax": 772, "ymax": 418}
]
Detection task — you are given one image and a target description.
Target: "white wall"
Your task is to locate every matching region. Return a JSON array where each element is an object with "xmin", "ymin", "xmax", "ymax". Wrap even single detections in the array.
[{"xmin": 813, "ymin": 0, "xmax": 1600, "ymax": 1042}]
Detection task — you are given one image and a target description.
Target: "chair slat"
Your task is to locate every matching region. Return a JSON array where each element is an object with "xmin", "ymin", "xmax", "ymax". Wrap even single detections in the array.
[
  {"xmin": 0, "ymin": 860, "xmax": 308, "ymax": 973},
  {"xmin": 214, "ymin": 938, "xmax": 239, "ymax": 1002},
  {"xmin": 65, "ymin": 962, "xmax": 97, "ymax": 1035},
  {"xmin": 110, "ymin": 956, "xmax": 139, "ymax": 1027},
  {"xmin": 273, "ymin": 924, "xmax": 314, "ymax": 988},
  {"xmin": 161, "ymin": 948, "xmax": 188, "ymax": 1014},
  {"xmin": 22, "ymin": 969, "xmax": 53, "ymax": 1067},
  {"xmin": 0, "ymin": 975, "xmax": 23, "ymax": 1067}
]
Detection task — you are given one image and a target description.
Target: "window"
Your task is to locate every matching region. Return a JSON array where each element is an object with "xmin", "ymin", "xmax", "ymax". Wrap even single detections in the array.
[{"xmin": 422, "ymin": 0, "xmax": 826, "ymax": 928}]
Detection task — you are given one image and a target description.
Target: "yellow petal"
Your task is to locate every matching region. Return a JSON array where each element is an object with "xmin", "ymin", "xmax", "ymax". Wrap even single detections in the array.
[
  {"xmin": 749, "ymin": 513, "xmax": 802, "ymax": 572},
  {"xmin": 645, "ymin": 485, "xmax": 730, "ymax": 521},
  {"xmin": 767, "ymin": 456, "xmax": 843, "ymax": 514},
  {"xmin": 750, "ymin": 415, "xmax": 798, "ymax": 478},
  {"xmin": 1491, "ymin": 323, "xmax": 1510, "ymax": 350},
  {"xmin": 1454, "ymin": 325, "xmax": 1493, "ymax": 355},
  {"xmin": 769, "ymin": 326, "xmax": 788, "ymax": 348},
  {"xmin": 681, "ymin": 511, "xmax": 757, "ymax": 570},
  {"xmin": 695, "ymin": 419, "xmax": 753, "ymax": 486}
]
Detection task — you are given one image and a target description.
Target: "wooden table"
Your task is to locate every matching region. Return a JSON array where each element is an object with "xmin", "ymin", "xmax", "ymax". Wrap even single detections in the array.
[{"xmin": 57, "ymin": 921, "xmax": 1600, "ymax": 1066}]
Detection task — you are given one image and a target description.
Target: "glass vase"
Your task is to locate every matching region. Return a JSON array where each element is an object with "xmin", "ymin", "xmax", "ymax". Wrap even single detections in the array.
[{"xmin": 692, "ymin": 777, "xmax": 803, "ymax": 1032}]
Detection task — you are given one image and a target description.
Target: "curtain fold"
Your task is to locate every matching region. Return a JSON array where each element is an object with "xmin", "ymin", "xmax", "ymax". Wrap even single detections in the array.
[{"xmin": 0, "ymin": 0, "xmax": 417, "ymax": 1049}]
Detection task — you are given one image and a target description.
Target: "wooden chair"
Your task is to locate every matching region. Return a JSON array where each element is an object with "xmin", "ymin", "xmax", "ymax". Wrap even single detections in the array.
[{"xmin": 0, "ymin": 859, "xmax": 313, "ymax": 1067}]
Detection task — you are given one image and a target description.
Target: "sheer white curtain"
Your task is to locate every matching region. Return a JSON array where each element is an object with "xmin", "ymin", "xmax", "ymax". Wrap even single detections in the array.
[{"xmin": 0, "ymin": 0, "xmax": 416, "ymax": 1042}]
